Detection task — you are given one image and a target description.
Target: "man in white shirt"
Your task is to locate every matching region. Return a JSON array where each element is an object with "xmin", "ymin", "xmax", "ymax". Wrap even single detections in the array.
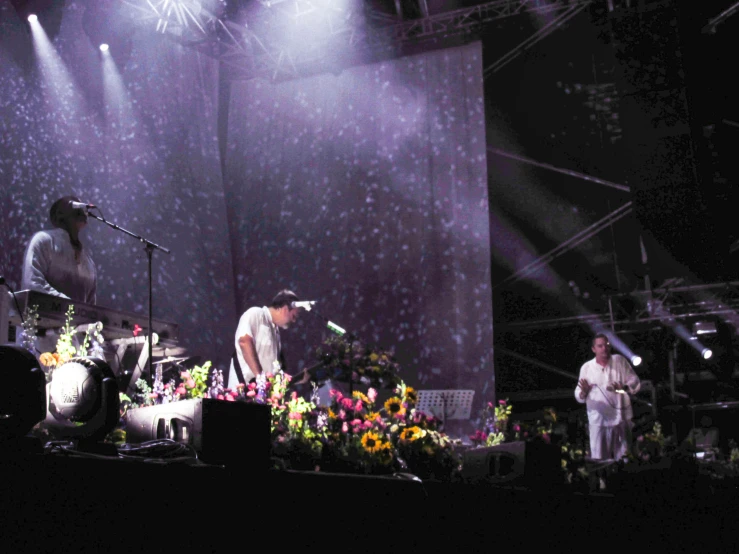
[
  {"xmin": 575, "ymin": 333, "xmax": 641, "ymax": 461},
  {"xmin": 228, "ymin": 289, "xmax": 302, "ymax": 388}
]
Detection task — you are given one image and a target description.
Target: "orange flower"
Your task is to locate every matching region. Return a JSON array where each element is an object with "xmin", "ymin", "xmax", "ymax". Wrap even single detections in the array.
[{"xmin": 39, "ymin": 352, "xmax": 57, "ymax": 367}]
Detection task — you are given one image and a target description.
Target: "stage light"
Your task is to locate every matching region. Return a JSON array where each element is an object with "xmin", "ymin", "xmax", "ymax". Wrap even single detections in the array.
[
  {"xmin": 27, "ymin": 13, "xmax": 37, "ymax": 22},
  {"xmin": 693, "ymin": 321, "xmax": 717, "ymax": 335},
  {"xmin": 630, "ymin": 355, "xmax": 642, "ymax": 367},
  {"xmin": 702, "ymin": 348, "xmax": 713, "ymax": 360},
  {"xmin": 43, "ymin": 357, "xmax": 120, "ymax": 450},
  {"xmin": 99, "ymin": 43, "xmax": 109, "ymax": 52},
  {"xmin": 0, "ymin": 345, "xmax": 47, "ymax": 442}
]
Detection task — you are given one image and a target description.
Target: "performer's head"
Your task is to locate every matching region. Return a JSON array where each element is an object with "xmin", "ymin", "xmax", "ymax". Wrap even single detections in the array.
[
  {"xmin": 270, "ymin": 289, "xmax": 300, "ymax": 329},
  {"xmin": 591, "ymin": 333, "xmax": 611, "ymax": 363},
  {"xmin": 50, "ymin": 195, "xmax": 87, "ymax": 234}
]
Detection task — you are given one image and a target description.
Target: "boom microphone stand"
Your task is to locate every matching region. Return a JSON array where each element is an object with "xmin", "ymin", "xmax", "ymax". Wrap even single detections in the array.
[{"xmin": 87, "ymin": 207, "xmax": 170, "ymax": 387}]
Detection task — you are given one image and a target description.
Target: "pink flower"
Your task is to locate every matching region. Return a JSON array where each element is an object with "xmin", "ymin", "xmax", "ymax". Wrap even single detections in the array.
[
  {"xmin": 355, "ymin": 400, "xmax": 363, "ymax": 412},
  {"xmin": 149, "ymin": 393, "xmax": 158, "ymax": 399},
  {"xmin": 247, "ymin": 383, "xmax": 256, "ymax": 391},
  {"xmin": 217, "ymin": 394, "xmax": 225, "ymax": 400},
  {"xmin": 498, "ymin": 399, "xmax": 507, "ymax": 406},
  {"xmin": 289, "ymin": 412, "xmax": 302, "ymax": 421},
  {"xmin": 341, "ymin": 398, "xmax": 354, "ymax": 410},
  {"xmin": 163, "ymin": 383, "xmax": 170, "ymax": 390},
  {"xmin": 513, "ymin": 424, "xmax": 521, "ymax": 432},
  {"xmin": 342, "ymin": 422, "xmax": 349, "ymax": 433},
  {"xmin": 637, "ymin": 435, "xmax": 644, "ymax": 442},
  {"xmin": 338, "ymin": 409, "xmax": 347, "ymax": 420},
  {"xmin": 368, "ymin": 388, "xmax": 377, "ymax": 402},
  {"xmin": 175, "ymin": 386, "xmax": 186, "ymax": 396},
  {"xmin": 225, "ymin": 394, "xmax": 235, "ymax": 402},
  {"xmin": 181, "ymin": 371, "xmax": 191, "ymax": 381},
  {"xmin": 246, "ymin": 390, "xmax": 256, "ymax": 397},
  {"xmin": 187, "ymin": 379, "xmax": 196, "ymax": 388},
  {"xmin": 291, "ymin": 391, "xmax": 298, "ymax": 401},
  {"xmin": 265, "ymin": 373, "xmax": 273, "ymax": 379},
  {"xmin": 351, "ymin": 419, "xmax": 362, "ymax": 427},
  {"xmin": 272, "ymin": 392, "xmax": 284, "ymax": 400},
  {"xmin": 363, "ymin": 420, "xmax": 373, "ymax": 429}
]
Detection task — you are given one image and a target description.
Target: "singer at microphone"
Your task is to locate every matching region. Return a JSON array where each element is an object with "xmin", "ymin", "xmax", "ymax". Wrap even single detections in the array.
[{"xmin": 20, "ymin": 195, "xmax": 97, "ymax": 305}]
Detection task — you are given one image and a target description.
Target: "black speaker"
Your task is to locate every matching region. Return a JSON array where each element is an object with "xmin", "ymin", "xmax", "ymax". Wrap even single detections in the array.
[
  {"xmin": 125, "ymin": 399, "xmax": 271, "ymax": 469},
  {"xmin": 461, "ymin": 440, "xmax": 562, "ymax": 487}
]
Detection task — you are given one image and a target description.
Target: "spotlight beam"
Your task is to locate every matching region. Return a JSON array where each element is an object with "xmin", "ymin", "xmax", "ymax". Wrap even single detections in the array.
[{"xmin": 487, "ymin": 148, "xmax": 631, "ymax": 193}]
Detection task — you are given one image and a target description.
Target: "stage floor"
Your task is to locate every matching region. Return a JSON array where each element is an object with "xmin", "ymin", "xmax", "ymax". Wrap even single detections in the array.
[{"xmin": 2, "ymin": 449, "xmax": 739, "ymax": 553}]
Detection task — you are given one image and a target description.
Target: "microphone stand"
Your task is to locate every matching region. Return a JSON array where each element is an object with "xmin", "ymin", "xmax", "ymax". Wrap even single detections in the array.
[{"xmin": 87, "ymin": 209, "xmax": 170, "ymax": 388}]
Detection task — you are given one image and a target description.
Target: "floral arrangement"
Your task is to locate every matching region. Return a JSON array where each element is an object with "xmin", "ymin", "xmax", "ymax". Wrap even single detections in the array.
[
  {"xmin": 632, "ymin": 421, "xmax": 673, "ymax": 463},
  {"xmin": 312, "ymin": 335, "xmax": 401, "ymax": 389},
  {"xmin": 469, "ymin": 399, "xmax": 513, "ymax": 447},
  {"xmin": 36, "ymin": 305, "xmax": 106, "ymax": 381}
]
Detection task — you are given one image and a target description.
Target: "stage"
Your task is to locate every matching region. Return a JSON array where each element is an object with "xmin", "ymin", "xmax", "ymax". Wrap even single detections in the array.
[{"xmin": 2, "ymin": 446, "xmax": 739, "ymax": 553}]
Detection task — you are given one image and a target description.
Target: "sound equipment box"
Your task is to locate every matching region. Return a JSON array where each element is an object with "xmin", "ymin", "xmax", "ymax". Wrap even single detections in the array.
[
  {"xmin": 460, "ymin": 440, "xmax": 561, "ymax": 487},
  {"xmin": 125, "ymin": 398, "xmax": 271, "ymax": 469}
]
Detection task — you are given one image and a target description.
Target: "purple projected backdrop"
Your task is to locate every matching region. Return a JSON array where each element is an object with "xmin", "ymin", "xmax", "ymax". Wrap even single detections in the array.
[
  {"xmin": 225, "ymin": 42, "xmax": 494, "ymax": 408},
  {"xmin": 0, "ymin": 2, "xmax": 237, "ymax": 369}
]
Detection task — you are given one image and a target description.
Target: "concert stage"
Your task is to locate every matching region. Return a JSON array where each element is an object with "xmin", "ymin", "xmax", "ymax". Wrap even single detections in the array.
[{"xmin": 2, "ymin": 448, "xmax": 738, "ymax": 553}]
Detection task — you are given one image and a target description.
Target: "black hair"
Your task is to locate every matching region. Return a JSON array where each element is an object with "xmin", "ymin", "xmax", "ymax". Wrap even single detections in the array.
[
  {"xmin": 49, "ymin": 195, "xmax": 81, "ymax": 228},
  {"xmin": 591, "ymin": 333, "xmax": 609, "ymax": 348},
  {"xmin": 270, "ymin": 289, "xmax": 299, "ymax": 309}
]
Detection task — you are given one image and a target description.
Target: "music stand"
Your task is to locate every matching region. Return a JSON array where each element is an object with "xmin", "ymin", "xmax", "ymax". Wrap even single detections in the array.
[{"xmin": 416, "ymin": 389, "xmax": 475, "ymax": 426}]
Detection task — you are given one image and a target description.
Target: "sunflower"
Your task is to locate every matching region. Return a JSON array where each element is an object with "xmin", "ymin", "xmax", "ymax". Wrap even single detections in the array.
[
  {"xmin": 384, "ymin": 396, "xmax": 406, "ymax": 417},
  {"xmin": 404, "ymin": 387, "xmax": 418, "ymax": 405},
  {"xmin": 361, "ymin": 431, "xmax": 384, "ymax": 453},
  {"xmin": 399, "ymin": 426, "xmax": 421, "ymax": 443},
  {"xmin": 365, "ymin": 411, "xmax": 381, "ymax": 422},
  {"xmin": 352, "ymin": 391, "xmax": 370, "ymax": 404}
]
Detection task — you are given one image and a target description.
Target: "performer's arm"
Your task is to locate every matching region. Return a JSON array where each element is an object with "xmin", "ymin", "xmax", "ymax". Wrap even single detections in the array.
[
  {"xmin": 621, "ymin": 361, "xmax": 641, "ymax": 395},
  {"xmin": 238, "ymin": 332, "xmax": 263, "ymax": 378}
]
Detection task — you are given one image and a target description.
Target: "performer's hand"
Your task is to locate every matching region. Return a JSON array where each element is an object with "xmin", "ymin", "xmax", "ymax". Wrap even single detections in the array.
[
  {"xmin": 294, "ymin": 370, "xmax": 311, "ymax": 386},
  {"xmin": 611, "ymin": 381, "xmax": 626, "ymax": 393},
  {"xmin": 578, "ymin": 378, "xmax": 592, "ymax": 400}
]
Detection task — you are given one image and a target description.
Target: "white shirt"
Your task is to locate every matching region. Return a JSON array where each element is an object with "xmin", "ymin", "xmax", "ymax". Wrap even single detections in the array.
[
  {"xmin": 21, "ymin": 228, "xmax": 97, "ymax": 304},
  {"xmin": 228, "ymin": 306, "xmax": 281, "ymax": 387},
  {"xmin": 575, "ymin": 353, "xmax": 641, "ymax": 427}
]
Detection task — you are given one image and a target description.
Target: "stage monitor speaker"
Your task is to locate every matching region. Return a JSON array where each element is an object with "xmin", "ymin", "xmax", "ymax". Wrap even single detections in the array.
[
  {"xmin": 461, "ymin": 440, "xmax": 561, "ymax": 487},
  {"xmin": 125, "ymin": 399, "xmax": 271, "ymax": 470}
]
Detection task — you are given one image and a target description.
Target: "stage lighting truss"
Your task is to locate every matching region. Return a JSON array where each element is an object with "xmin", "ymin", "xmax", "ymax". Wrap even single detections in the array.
[
  {"xmin": 508, "ymin": 281, "xmax": 739, "ymax": 333},
  {"xmin": 118, "ymin": 0, "xmax": 594, "ymax": 81}
]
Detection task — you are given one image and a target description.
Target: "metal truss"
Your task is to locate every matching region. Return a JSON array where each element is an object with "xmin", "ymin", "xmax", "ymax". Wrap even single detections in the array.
[
  {"xmin": 119, "ymin": 0, "xmax": 593, "ymax": 81},
  {"xmin": 507, "ymin": 281, "xmax": 739, "ymax": 332},
  {"xmin": 495, "ymin": 201, "xmax": 633, "ymax": 288}
]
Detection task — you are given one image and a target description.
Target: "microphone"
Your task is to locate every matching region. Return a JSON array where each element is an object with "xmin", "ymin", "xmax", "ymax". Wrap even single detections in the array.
[
  {"xmin": 292, "ymin": 300, "xmax": 316, "ymax": 311},
  {"xmin": 69, "ymin": 201, "xmax": 96, "ymax": 211}
]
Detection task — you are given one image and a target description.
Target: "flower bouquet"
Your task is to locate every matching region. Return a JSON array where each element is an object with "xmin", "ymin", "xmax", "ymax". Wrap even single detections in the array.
[{"xmin": 312, "ymin": 335, "xmax": 401, "ymax": 389}]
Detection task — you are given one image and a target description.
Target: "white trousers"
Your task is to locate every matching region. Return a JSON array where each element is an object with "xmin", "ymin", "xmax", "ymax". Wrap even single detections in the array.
[{"xmin": 589, "ymin": 422, "xmax": 632, "ymax": 460}]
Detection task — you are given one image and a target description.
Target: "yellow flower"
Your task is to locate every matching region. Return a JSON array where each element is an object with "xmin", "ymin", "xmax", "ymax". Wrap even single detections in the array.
[
  {"xmin": 328, "ymin": 409, "xmax": 337, "ymax": 420},
  {"xmin": 384, "ymin": 397, "xmax": 406, "ymax": 417},
  {"xmin": 369, "ymin": 353, "xmax": 379, "ymax": 363},
  {"xmin": 405, "ymin": 387, "xmax": 418, "ymax": 404},
  {"xmin": 352, "ymin": 391, "xmax": 370, "ymax": 403},
  {"xmin": 365, "ymin": 411, "xmax": 381, "ymax": 422},
  {"xmin": 399, "ymin": 426, "xmax": 422, "ymax": 443},
  {"xmin": 361, "ymin": 431, "xmax": 384, "ymax": 453}
]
